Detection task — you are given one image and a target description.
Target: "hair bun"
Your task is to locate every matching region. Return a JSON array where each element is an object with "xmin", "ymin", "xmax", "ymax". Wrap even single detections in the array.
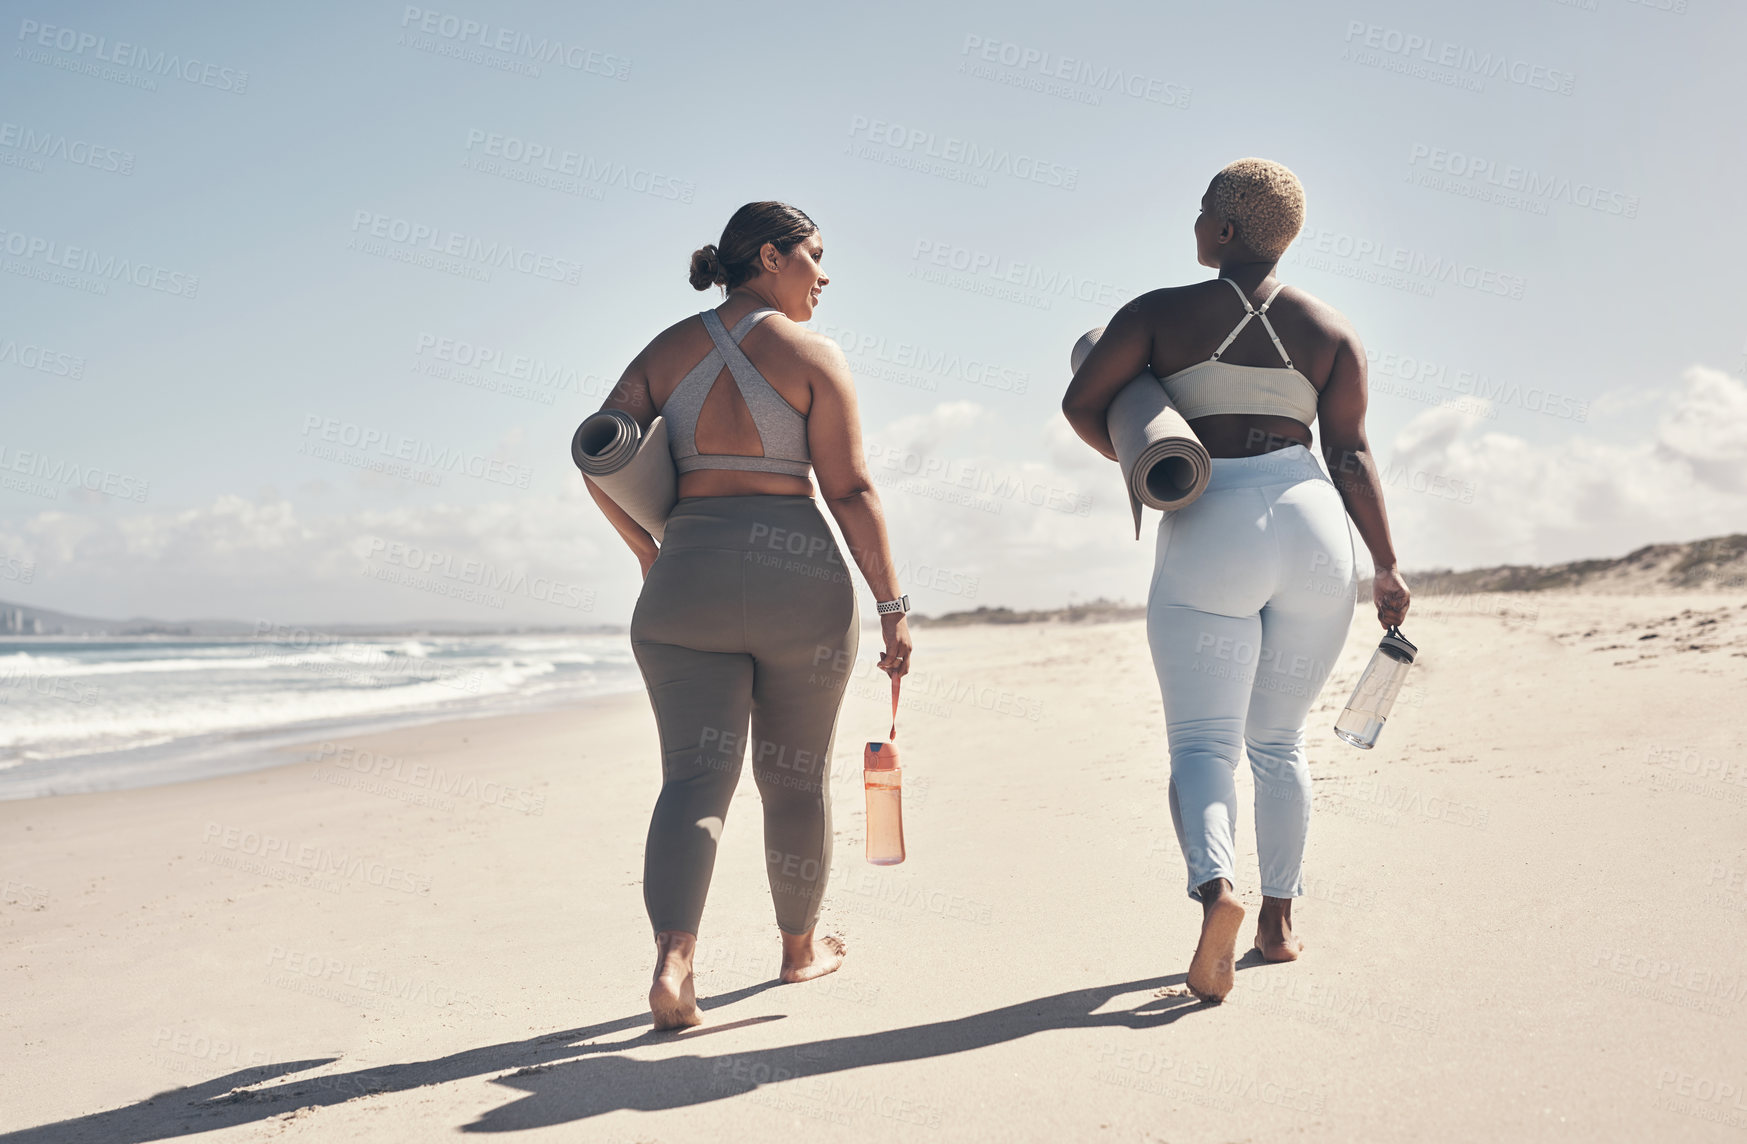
[{"xmin": 688, "ymin": 244, "xmax": 724, "ymax": 291}]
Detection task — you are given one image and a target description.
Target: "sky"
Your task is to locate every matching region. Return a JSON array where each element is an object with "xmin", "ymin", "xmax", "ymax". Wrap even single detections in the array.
[{"xmin": 3, "ymin": 0, "xmax": 1745, "ymax": 627}]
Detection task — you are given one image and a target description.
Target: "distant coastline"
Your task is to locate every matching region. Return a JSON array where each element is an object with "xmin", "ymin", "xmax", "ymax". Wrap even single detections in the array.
[
  {"xmin": 8, "ymin": 534, "xmax": 1742, "ymax": 638},
  {"xmin": 915, "ymin": 533, "xmax": 1747, "ymax": 628}
]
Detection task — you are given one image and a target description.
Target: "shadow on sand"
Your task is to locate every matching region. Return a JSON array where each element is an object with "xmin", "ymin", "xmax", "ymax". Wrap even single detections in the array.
[{"xmin": 7, "ymin": 961, "xmax": 1267, "ymax": 1140}]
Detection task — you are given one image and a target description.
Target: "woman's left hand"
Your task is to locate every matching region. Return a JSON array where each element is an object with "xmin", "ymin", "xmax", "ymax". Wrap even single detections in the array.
[
  {"xmin": 1374, "ymin": 567, "xmax": 1410, "ymax": 628},
  {"xmin": 877, "ymin": 614, "xmax": 913, "ymax": 680}
]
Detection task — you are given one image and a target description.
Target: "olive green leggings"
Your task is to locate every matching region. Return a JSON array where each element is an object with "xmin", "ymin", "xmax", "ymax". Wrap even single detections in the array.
[{"xmin": 629, "ymin": 495, "xmax": 859, "ymax": 936}]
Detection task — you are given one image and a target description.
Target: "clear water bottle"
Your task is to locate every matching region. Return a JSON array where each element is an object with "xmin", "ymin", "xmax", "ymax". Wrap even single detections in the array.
[
  {"xmin": 863, "ymin": 741, "xmax": 906, "ymax": 865},
  {"xmin": 1334, "ymin": 626, "xmax": 1418, "ymax": 749}
]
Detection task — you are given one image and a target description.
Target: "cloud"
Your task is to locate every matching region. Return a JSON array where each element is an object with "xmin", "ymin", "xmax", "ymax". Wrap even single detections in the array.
[
  {"xmin": 1381, "ymin": 364, "xmax": 1747, "ymax": 569},
  {"xmin": 0, "ymin": 485, "xmax": 615, "ymax": 626},
  {"xmin": 1654, "ymin": 365, "xmax": 1747, "ymax": 493},
  {"xmin": 5, "ymin": 366, "xmax": 1743, "ymax": 623}
]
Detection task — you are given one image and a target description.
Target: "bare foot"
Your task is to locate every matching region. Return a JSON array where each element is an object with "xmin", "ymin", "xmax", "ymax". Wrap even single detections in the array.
[
  {"xmin": 1254, "ymin": 895, "xmax": 1303, "ymax": 962},
  {"xmin": 649, "ymin": 930, "xmax": 702, "ymax": 1030},
  {"xmin": 779, "ymin": 929, "xmax": 847, "ymax": 984},
  {"xmin": 1186, "ymin": 880, "xmax": 1245, "ymax": 1003}
]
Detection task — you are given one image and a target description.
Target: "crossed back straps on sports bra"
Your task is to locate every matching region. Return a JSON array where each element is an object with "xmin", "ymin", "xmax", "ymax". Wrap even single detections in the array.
[
  {"xmin": 1158, "ymin": 278, "xmax": 1321, "ymax": 426},
  {"xmin": 663, "ymin": 307, "xmax": 812, "ymax": 478}
]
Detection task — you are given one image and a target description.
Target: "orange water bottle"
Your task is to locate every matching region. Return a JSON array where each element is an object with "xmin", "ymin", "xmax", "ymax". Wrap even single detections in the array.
[{"xmin": 864, "ymin": 674, "xmax": 906, "ymax": 865}]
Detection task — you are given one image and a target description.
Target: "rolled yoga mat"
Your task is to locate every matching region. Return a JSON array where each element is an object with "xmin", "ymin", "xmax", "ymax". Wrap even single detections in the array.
[
  {"xmin": 571, "ymin": 409, "xmax": 677, "ymax": 541},
  {"xmin": 1072, "ymin": 327, "xmax": 1212, "ymax": 539}
]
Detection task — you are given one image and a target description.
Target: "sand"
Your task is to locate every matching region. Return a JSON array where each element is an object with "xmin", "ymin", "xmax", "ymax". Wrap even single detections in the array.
[{"xmin": 4, "ymin": 590, "xmax": 1746, "ymax": 1142}]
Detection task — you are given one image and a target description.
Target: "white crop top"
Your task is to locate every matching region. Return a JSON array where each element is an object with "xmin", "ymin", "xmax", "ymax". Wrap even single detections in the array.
[{"xmin": 1158, "ymin": 279, "xmax": 1319, "ymax": 426}]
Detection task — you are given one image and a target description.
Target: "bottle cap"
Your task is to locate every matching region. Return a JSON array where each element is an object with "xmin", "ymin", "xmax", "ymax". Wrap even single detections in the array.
[
  {"xmin": 864, "ymin": 741, "xmax": 899, "ymax": 771},
  {"xmin": 1379, "ymin": 625, "xmax": 1417, "ymax": 663}
]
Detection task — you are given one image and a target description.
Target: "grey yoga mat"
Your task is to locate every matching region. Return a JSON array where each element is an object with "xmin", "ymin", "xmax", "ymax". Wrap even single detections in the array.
[
  {"xmin": 571, "ymin": 409, "xmax": 677, "ymax": 541},
  {"xmin": 1072, "ymin": 327, "xmax": 1212, "ymax": 539}
]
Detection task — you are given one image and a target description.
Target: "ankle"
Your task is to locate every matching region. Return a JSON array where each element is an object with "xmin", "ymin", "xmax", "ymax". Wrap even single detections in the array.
[
  {"xmin": 1196, "ymin": 877, "xmax": 1237, "ymax": 907},
  {"xmin": 779, "ymin": 928, "xmax": 815, "ymax": 961},
  {"xmin": 654, "ymin": 930, "xmax": 697, "ymax": 971}
]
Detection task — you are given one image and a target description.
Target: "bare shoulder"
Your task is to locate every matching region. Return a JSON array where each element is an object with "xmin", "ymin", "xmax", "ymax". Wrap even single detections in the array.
[
  {"xmin": 1116, "ymin": 284, "xmax": 1197, "ymax": 320},
  {"xmin": 1278, "ymin": 284, "xmax": 1358, "ymax": 341},
  {"xmin": 640, "ymin": 312, "xmax": 707, "ymax": 362},
  {"xmin": 753, "ymin": 314, "xmax": 852, "ymax": 379}
]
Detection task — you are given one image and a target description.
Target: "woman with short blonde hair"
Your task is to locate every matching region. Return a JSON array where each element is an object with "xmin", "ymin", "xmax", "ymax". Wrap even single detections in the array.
[{"xmin": 1064, "ymin": 159, "xmax": 1410, "ymax": 1003}]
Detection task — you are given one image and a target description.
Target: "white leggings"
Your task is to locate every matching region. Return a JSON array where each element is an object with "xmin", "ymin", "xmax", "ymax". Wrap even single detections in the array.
[{"xmin": 1145, "ymin": 445, "xmax": 1357, "ymax": 901}]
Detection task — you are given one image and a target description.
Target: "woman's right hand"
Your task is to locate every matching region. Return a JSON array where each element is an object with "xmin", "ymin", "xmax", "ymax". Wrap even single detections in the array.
[
  {"xmin": 877, "ymin": 613, "xmax": 913, "ymax": 680},
  {"xmin": 638, "ymin": 548, "xmax": 658, "ymax": 580},
  {"xmin": 1374, "ymin": 567, "xmax": 1410, "ymax": 629}
]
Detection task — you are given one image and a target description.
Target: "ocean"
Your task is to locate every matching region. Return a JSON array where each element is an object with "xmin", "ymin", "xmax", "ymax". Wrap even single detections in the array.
[{"xmin": 0, "ymin": 633, "xmax": 641, "ymax": 799}]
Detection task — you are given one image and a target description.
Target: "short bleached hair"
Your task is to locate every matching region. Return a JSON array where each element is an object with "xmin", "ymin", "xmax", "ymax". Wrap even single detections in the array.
[{"xmin": 1208, "ymin": 158, "xmax": 1305, "ymax": 261}]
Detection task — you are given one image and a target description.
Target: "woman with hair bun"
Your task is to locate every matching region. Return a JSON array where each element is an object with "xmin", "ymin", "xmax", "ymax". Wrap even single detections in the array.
[
  {"xmin": 1063, "ymin": 160, "xmax": 1411, "ymax": 1003},
  {"xmin": 584, "ymin": 201, "xmax": 912, "ymax": 1029}
]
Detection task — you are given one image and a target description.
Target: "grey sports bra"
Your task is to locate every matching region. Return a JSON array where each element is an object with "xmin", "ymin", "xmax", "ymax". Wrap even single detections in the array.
[
  {"xmin": 1158, "ymin": 278, "xmax": 1320, "ymax": 426},
  {"xmin": 664, "ymin": 307, "xmax": 811, "ymax": 478}
]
